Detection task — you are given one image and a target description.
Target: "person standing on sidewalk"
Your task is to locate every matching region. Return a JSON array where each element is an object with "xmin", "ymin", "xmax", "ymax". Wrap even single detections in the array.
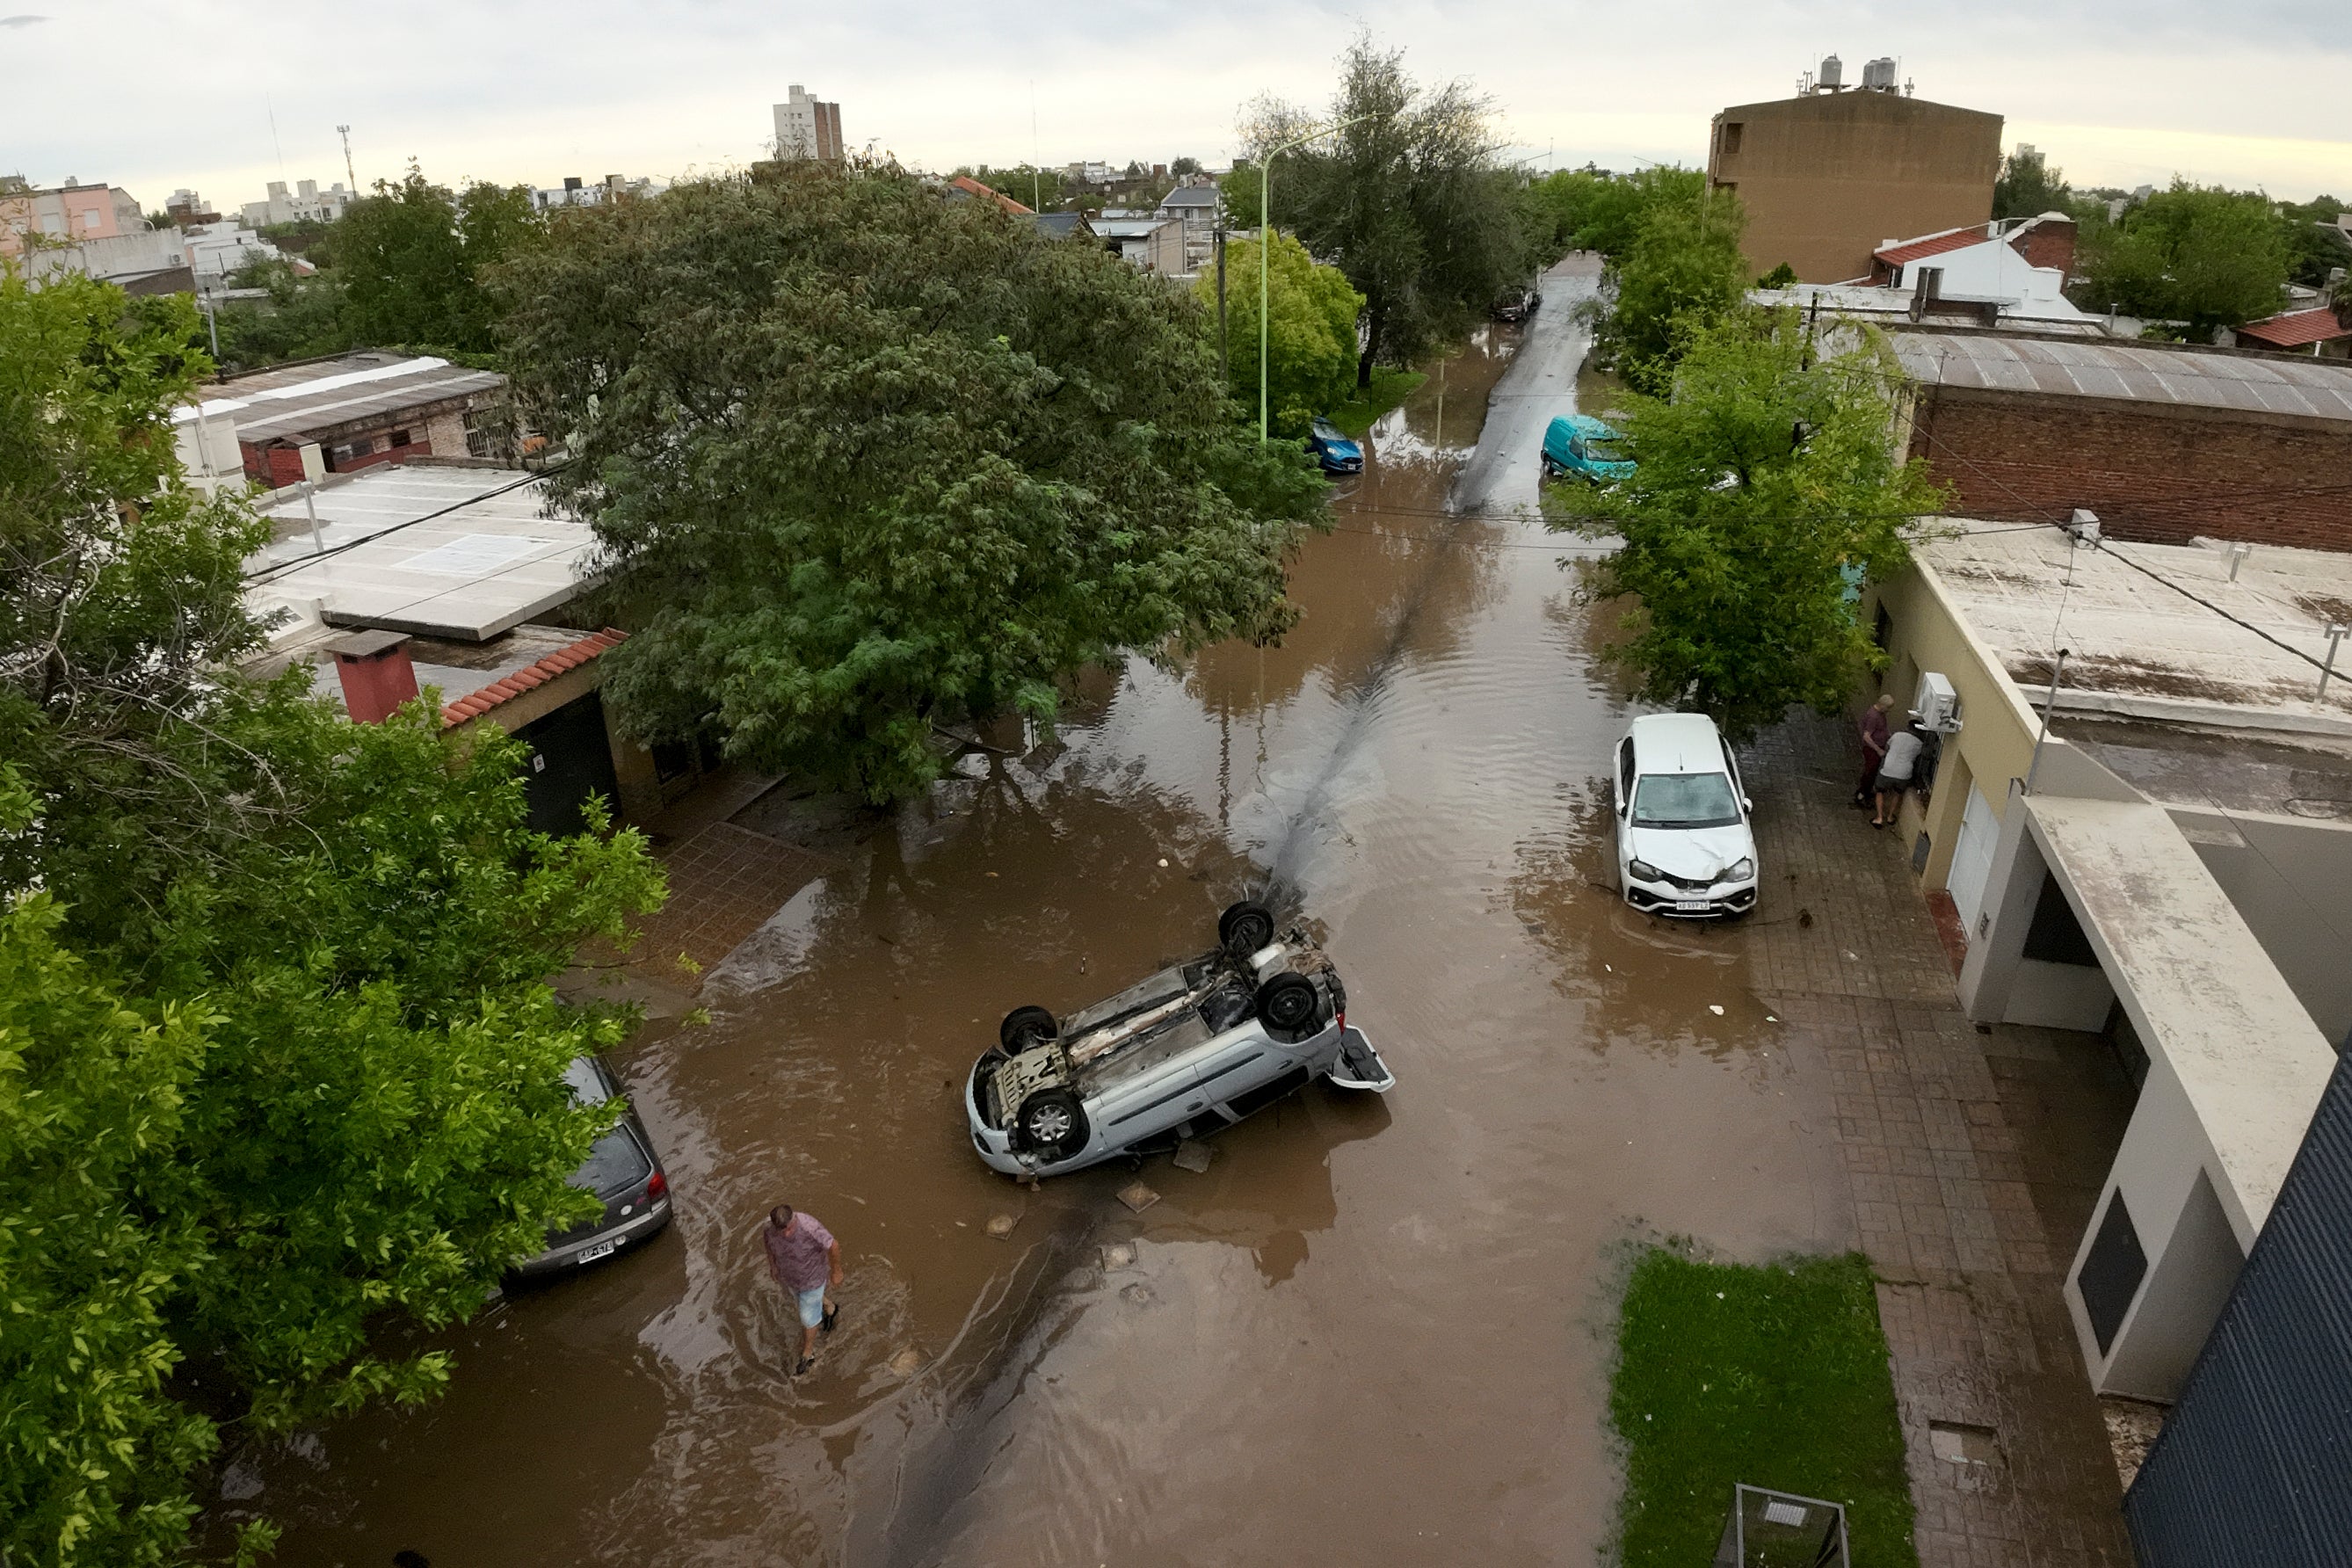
[
  {"xmin": 764, "ymin": 1204, "xmax": 843, "ymax": 1376},
  {"xmin": 1855, "ymin": 694, "xmax": 1894, "ymax": 808},
  {"xmin": 1873, "ymin": 722, "xmax": 1927, "ymax": 828}
]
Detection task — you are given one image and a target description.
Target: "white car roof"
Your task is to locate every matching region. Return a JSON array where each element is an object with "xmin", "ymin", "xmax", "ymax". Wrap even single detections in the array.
[{"xmin": 1627, "ymin": 713, "xmax": 1728, "ymax": 774}]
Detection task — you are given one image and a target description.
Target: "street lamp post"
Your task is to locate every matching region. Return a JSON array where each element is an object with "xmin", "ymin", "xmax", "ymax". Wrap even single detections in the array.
[{"xmin": 1259, "ymin": 114, "xmax": 1371, "ymax": 443}]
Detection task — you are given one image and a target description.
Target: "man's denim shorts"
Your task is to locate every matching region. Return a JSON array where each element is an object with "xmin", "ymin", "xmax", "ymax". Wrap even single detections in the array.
[{"xmin": 794, "ymin": 1284, "xmax": 828, "ymax": 1329}]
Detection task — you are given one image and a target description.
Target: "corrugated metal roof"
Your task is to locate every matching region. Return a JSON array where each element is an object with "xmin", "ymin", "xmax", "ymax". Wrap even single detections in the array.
[
  {"xmin": 233, "ymin": 364, "xmax": 505, "ymax": 443},
  {"xmin": 2236, "ymin": 308, "xmax": 2352, "ymax": 349},
  {"xmin": 1892, "ymin": 330, "xmax": 2352, "ymax": 423}
]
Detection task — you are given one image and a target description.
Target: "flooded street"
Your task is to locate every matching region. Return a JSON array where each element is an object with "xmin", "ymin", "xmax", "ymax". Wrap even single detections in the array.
[{"xmin": 226, "ymin": 254, "xmax": 1851, "ymax": 1566}]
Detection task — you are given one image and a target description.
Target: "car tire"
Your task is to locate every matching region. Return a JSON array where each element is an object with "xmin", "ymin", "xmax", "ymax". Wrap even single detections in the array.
[
  {"xmin": 1218, "ymin": 900, "xmax": 1275, "ymax": 956},
  {"xmin": 1254, "ymin": 972, "xmax": 1322, "ymax": 1035},
  {"xmin": 1015, "ymin": 1088, "xmax": 1087, "ymax": 1157},
  {"xmin": 999, "ymin": 1005, "xmax": 1058, "ymax": 1053}
]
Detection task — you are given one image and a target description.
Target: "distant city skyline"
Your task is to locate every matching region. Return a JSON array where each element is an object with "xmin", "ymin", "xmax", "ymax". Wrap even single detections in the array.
[{"xmin": 4, "ymin": 3, "xmax": 2343, "ymax": 207}]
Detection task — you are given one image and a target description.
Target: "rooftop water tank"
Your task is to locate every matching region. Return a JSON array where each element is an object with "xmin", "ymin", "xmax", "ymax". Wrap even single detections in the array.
[
  {"xmin": 1818, "ymin": 54, "xmax": 1843, "ymax": 88},
  {"xmin": 1862, "ymin": 56, "xmax": 1898, "ymax": 91}
]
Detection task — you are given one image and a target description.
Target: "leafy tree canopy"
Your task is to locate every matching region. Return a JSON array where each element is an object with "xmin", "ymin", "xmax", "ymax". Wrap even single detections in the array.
[
  {"xmin": 1170, "ymin": 156, "xmax": 1204, "ymax": 178},
  {"xmin": 2078, "ymin": 179, "xmax": 2290, "ymax": 338},
  {"xmin": 1197, "ymin": 231, "xmax": 1366, "ymax": 436},
  {"xmin": 1518, "ymin": 164, "xmax": 1706, "ymax": 263},
  {"xmin": 1993, "ymin": 147, "xmax": 2074, "ymax": 222},
  {"xmin": 1548, "ymin": 309, "xmax": 1949, "ymax": 740},
  {"xmin": 332, "ymin": 163, "xmax": 546, "ymax": 359},
  {"xmin": 1246, "ymin": 33, "xmax": 1526, "ymax": 386},
  {"xmin": 2, "ymin": 272, "xmax": 663, "ymax": 1566},
  {"xmin": 1596, "ymin": 188, "xmax": 1751, "ymax": 393},
  {"xmin": 498, "ymin": 163, "xmax": 1327, "ymax": 802}
]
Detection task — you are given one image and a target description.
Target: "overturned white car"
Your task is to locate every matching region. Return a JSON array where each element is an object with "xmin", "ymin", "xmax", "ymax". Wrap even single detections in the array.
[{"xmin": 964, "ymin": 902, "xmax": 1395, "ymax": 1178}]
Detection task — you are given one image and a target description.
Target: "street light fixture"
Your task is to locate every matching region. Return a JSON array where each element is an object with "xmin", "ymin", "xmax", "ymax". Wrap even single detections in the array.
[{"xmin": 1259, "ymin": 113, "xmax": 1372, "ymax": 444}]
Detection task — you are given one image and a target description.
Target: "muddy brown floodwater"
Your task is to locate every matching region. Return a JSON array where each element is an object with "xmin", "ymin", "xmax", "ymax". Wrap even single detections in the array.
[{"xmin": 214, "ymin": 256, "xmax": 1849, "ymax": 1566}]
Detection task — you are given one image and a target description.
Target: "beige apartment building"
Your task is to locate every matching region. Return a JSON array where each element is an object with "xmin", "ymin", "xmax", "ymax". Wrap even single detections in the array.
[{"xmin": 1708, "ymin": 60, "xmax": 2002, "ymax": 283}]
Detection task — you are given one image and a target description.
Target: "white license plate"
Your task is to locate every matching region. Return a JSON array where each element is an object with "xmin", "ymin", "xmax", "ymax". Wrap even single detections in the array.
[
  {"xmin": 1673, "ymin": 900, "xmax": 1712, "ymax": 912},
  {"xmin": 576, "ymin": 1239, "xmax": 619, "ymax": 1264}
]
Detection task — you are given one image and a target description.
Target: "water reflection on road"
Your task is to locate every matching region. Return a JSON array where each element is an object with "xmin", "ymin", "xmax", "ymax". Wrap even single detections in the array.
[{"xmin": 219, "ymin": 256, "xmax": 1845, "ymax": 1567}]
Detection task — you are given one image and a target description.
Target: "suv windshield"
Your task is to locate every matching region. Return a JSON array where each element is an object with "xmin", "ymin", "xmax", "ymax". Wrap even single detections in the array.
[
  {"xmin": 1632, "ymin": 771, "xmax": 1742, "ymax": 828},
  {"xmin": 1311, "ymin": 417, "xmax": 1345, "ymax": 442}
]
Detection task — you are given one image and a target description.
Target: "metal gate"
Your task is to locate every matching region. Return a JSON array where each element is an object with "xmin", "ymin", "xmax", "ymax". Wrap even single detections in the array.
[{"xmin": 1946, "ymin": 781, "xmax": 2000, "ymax": 939}]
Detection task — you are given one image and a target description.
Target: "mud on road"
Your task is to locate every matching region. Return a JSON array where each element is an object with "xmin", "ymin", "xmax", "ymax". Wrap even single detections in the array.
[{"xmin": 217, "ymin": 256, "xmax": 1852, "ymax": 1567}]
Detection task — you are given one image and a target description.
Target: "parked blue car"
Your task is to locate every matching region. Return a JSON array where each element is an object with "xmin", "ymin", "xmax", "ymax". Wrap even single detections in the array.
[
  {"xmin": 1541, "ymin": 415, "xmax": 1635, "ymax": 484},
  {"xmin": 1304, "ymin": 416, "xmax": 1363, "ymax": 475}
]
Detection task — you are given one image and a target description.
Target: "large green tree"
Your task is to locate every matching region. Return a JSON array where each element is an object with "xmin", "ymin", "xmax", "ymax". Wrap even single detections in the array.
[
  {"xmin": 1549, "ymin": 310, "xmax": 1949, "ymax": 739},
  {"xmin": 1597, "ymin": 188, "xmax": 1751, "ymax": 393},
  {"xmin": 1, "ymin": 272, "xmax": 664, "ymax": 1565},
  {"xmin": 498, "ymin": 163, "xmax": 1325, "ymax": 802},
  {"xmin": 1247, "ymin": 33, "xmax": 1526, "ymax": 386},
  {"xmin": 1993, "ymin": 146, "xmax": 2073, "ymax": 222},
  {"xmin": 2078, "ymin": 180, "xmax": 2290, "ymax": 338},
  {"xmin": 1195, "ymin": 231, "xmax": 1365, "ymax": 434},
  {"xmin": 333, "ymin": 164, "xmax": 547, "ymax": 359},
  {"xmin": 1518, "ymin": 164, "xmax": 1707, "ymax": 264}
]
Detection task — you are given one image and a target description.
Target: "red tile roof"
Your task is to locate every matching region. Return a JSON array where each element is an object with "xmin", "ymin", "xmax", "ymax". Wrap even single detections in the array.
[
  {"xmin": 947, "ymin": 175, "xmax": 1033, "ymax": 215},
  {"xmin": 1874, "ymin": 226, "xmax": 1990, "ymax": 266},
  {"xmin": 2236, "ymin": 307, "xmax": 2352, "ymax": 349},
  {"xmin": 440, "ymin": 628, "xmax": 626, "ymax": 728}
]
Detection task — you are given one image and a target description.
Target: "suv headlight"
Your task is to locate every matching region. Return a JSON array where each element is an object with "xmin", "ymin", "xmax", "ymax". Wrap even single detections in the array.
[
  {"xmin": 1628, "ymin": 859, "xmax": 1664, "ymax": 882},
  {"xmin": 1724, "ymin": 858, "xmax": 1754, "ymax": 882}
]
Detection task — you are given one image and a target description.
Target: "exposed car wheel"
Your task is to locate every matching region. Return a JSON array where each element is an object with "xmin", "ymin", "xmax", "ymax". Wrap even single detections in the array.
[
  {"xmin": 999, "ymin": 1005, "xmax": 1058, "ymax": 1053},
  {"xmin": 1255, "ymin": 972, "xmax": 1322, "ymax": 1034},
  {"xmin": 1218, "ymin": 900, "xmax": 1275, "ymax": 955},
  {"xmin": 1016, "ymin": 1089, "xmax": 1087, "ymax": 1157}
]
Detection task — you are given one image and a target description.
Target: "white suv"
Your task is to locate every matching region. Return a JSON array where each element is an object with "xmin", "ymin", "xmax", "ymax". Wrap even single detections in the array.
[{"xmin": 1611, "ymin": 713, "xmax": 1758, "ymax": 918}]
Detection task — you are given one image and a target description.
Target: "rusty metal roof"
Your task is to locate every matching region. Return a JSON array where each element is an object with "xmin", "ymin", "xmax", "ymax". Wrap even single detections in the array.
[
  {"xmin": 1890, "ymin": 330, "xmax": 2352, "ymax": 424},
  {"xmin": 2236, "ymin": 308, "xmax": 2352, "ymax": 350}
]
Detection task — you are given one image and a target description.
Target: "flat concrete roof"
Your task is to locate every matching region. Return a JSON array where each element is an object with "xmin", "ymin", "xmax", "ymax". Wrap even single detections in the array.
[
  {"xmin": 1919, "ymin": 523, "xmax": 2352, "ymax": 737},
  {"xmin": 1890, "ymin": 331, "xmax": 2352, "ymax": 424},
  {"xmin": 247, "ymin": 466, "xmax": 595, "ymax": 642},
  {"xmin": 2024, "ymin": 795, "xmax": 2337, "ymax": 1228}
]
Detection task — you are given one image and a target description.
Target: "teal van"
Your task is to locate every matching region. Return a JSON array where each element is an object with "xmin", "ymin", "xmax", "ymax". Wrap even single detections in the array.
[{"xmin": 1540, "ymin": 415, "xmax": 1636, "ymax": 483}]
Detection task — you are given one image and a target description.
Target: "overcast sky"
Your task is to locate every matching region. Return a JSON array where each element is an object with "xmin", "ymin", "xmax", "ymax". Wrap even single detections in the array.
[{"xmin": 3, "ymin": 2, "xmax": 2344, "ymax": 209}]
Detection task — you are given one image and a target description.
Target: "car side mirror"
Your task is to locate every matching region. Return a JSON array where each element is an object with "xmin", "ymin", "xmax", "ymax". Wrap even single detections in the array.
[
  {"xmin": 1743, "ymin": 797, "xmax": 1753, "ymax": 812},
  {"xmin": 1616, "ymin": 799, "xmax": 1628, "ymax": 817}
]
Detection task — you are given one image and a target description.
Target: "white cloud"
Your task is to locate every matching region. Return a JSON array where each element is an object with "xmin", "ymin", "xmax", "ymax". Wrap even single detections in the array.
[{"xmin": 2, "ymin": 0, "xmax": 2343, "ymax": 204}]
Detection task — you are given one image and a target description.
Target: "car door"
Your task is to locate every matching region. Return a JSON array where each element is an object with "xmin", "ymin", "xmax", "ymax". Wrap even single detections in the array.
[
  {"xmin": 1186, "ymin": 1021, "xmax": 1296, "ymax": 1123},
  {"xmin": 1088, "ymin": 1050, "xmax": 1213, "ymax": 1151}
]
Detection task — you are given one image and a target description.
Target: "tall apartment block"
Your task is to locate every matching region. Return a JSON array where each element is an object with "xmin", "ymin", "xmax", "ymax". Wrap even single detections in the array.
[{"xmin": 773, "ymin": 85, "xmax": 845, "ymax": 161}]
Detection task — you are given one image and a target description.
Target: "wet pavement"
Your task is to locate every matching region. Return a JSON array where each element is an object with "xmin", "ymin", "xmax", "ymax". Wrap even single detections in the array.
[{"xmin": 209, "ymin": 254, "xmax": 2129, "ymax": 1567}]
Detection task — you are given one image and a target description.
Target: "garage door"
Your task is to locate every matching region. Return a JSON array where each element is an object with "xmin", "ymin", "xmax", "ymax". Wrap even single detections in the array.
[{"xmin": 1947, "ymin": 781, "xmax": 2000, "ymax": 938}]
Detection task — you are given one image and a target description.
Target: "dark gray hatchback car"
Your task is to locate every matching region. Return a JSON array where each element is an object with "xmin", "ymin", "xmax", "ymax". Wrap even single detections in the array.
[{"xmin": 512, "ymin": 1056, "xmax": 672, "ymax": 1278}]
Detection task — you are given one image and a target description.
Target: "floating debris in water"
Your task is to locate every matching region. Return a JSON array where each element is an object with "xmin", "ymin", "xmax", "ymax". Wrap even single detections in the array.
[
  {"xmin": 985, "ymin": 1212, "xmax": 1020, "ymax": 1239},
  {"xmin": 1117, "ymin": 1181, "xmax": 1160, "ymax": 1214},
  {"xmin": 1172, "ymin": 1140, "xmax": 1212, "ymax": 1173}
]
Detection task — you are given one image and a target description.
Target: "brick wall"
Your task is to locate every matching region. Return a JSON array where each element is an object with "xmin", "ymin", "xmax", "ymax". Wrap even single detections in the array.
[
  {"xmin": 1910, "ymin": 389, "xmax": 2352, "ymax": 549},
  {"xmin": 2009, "ymin": 217, "xmax": 2076, "ymax": 282}
]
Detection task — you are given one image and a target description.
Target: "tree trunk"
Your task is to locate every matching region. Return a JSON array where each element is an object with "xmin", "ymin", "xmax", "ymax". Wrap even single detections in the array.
[{"xmin": 1357, "ymin": 307, "xmax": 1382, "ymax": 389}]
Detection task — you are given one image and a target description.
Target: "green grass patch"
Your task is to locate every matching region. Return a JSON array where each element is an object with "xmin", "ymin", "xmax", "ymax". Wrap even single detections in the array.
[
  {"xmin": 1612, "ymin": 1248, "xmax": 1917, "ymax": 1568},
  {"xmin": 1325, "ymin": 368, "xmax": 1427, "ymax": 438}
]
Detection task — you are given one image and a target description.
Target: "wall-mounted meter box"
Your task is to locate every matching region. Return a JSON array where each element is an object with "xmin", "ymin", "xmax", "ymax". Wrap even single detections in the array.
[{"xmin": 1912, "ymin": 671, "xmax": 1963, "ymax": 733}]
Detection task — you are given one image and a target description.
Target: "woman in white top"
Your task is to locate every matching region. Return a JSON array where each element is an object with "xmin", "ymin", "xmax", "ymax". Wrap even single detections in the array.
[{"xmin": 1873, "ymin": 724, "xmax": 1926, "ymax": 828}]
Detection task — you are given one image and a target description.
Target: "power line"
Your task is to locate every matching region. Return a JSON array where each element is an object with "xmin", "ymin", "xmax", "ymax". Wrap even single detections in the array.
[{"xmin": 243, "ymin": 466, "xmax": 564, "ymax": 585}]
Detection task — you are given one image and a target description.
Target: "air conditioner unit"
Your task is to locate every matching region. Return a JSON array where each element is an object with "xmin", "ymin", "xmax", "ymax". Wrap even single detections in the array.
[{"xmin": 1912, "ymin": 671, "xmax": 1962, "ymax": 734}]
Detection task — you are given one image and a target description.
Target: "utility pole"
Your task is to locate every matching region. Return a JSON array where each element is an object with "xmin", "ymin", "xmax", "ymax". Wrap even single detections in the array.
[
  {"xmin": 338, "ymin": 125, "xmax": 356, "ymax": 192},
  {"xmin": 1215, "ymin": 225, "xmax": 1228, "ymax": 384}
]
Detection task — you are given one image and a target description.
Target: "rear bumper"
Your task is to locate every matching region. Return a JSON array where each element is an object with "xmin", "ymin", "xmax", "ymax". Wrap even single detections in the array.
[
  {"xmin": 1624, "ymin": 882, "xmax": 1757, "ymax": 918},
  {"xmin": 512, "ymin": 1195, "xmax": 671, "ymax": 1278}
]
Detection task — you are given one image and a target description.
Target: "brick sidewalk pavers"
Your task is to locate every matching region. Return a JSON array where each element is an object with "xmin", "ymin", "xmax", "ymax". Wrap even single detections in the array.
[
  {"xmin": 1741, "ymin": 714, "xmax": 2135, "ymax": 1568},
  {"xmin": 628, "ymin": 819, "xmax": 832, "ymax": 981}
]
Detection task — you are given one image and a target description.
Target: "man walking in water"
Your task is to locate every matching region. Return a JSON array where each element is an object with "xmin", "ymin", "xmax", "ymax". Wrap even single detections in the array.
[{"xmin": 765, "ymin": 1204, "xmax": 843, "ymax": 1376}]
